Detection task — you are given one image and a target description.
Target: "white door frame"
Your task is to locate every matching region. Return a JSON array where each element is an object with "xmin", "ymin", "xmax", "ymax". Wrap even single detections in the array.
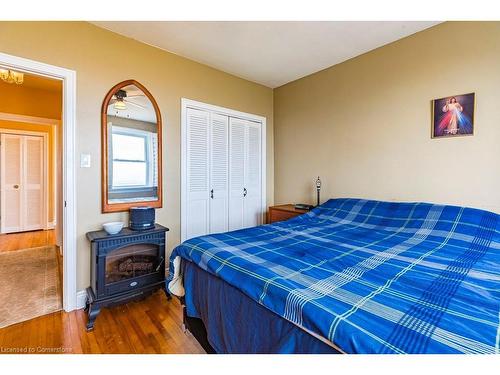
[
  {"xmin": 180, "ymin": 98, "xmax": 267, "ymax": 242},
  {"xmin": 0, "ymin": 52, "xmax": 77, "ymax": 312},
  {"xmin": 0, "ymin": 129, "xmax": 49, "ymax": 232}
]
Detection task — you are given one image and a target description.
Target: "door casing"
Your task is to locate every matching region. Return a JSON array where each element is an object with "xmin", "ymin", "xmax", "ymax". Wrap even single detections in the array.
[{"xmin": 0, "ymin": 52, "xmax": 77, "ymax": 312}]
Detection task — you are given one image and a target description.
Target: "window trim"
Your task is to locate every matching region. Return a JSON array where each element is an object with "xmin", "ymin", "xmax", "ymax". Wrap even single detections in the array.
[{"xmin": 110, "ymin": 126, "xmax": 152, "ymax": 190}]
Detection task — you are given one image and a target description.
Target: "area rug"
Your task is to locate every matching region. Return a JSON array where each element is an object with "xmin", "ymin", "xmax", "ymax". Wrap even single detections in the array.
[{"xmin": 0, "ymin": 246, "xmax": 62, "ymax": 329}]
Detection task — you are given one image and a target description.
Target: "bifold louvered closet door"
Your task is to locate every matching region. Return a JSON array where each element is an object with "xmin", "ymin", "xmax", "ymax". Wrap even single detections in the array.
[
  {"xmin": 185, "ymin": 108, "xmax": 211, "ymax": 240},
  {"xmin": 228, "ymin": 117, "xmax": 262, "ymax": 231},
  {"xmin": 183, "ymin": 102, "xmax": 264, "ymax": 241},
  {"xmin": 0, "ymin": 133, "xmax": 45, "ymax": 233}
]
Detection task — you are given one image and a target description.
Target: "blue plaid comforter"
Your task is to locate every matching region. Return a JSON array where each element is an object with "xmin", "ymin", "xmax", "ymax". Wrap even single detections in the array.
[{"xmin": 168, "ymin": 198, "xmax": 500, "ymax": 354}]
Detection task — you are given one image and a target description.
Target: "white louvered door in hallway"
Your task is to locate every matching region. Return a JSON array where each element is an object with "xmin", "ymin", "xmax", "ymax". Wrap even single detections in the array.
[
  {"xmin": 0, "ymin": 133, "xmax": 46, "ymax": 233},
  {"xmin": 182, "ymin": 99, "xmax": 266, "ymax": 242}
]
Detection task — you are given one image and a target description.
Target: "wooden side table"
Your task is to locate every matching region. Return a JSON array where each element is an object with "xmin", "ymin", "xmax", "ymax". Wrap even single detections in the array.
[{"xmin": 267, "ymin": 204, "xmax": 310, "ymax": 224}]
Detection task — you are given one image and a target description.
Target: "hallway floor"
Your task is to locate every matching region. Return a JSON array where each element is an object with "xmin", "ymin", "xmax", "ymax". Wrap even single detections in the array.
[
  {"xmin": 0, "ymin": 229, "xmax": 61, "ymax": 329},
  {"xmin": 0, "ymin": 229, "xmax": 56, "ymax": 252}
]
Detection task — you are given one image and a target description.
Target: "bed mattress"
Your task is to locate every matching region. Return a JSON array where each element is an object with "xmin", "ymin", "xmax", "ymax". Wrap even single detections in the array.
[{"xmin": 169, "ymin": 198, "xmax": 500, "ymax": 354}]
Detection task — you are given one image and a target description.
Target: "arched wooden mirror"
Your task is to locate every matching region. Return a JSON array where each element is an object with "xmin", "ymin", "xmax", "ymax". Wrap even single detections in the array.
[{"xmin": 101, "ymin": 80, "xmax": 162, "ymax": 213}]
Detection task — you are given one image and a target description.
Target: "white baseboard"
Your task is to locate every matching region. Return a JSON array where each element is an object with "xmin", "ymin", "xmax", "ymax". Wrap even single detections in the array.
[
  {"xmin": 48, "ymin": 221, "xmax": 56, "ymax": 229},
  {"xmin": 76, "ymin": 289, "xmax": 87, "ymax": 310}
]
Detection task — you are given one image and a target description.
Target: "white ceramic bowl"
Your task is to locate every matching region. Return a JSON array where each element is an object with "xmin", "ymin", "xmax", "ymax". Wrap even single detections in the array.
[{"xmin": 102, "ymin": 221, "xmax": 124, "ymax": 235}]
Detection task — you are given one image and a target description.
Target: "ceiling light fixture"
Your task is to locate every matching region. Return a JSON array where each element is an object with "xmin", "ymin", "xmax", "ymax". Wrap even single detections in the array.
[
  {"xmin": 114, "ymin": 99, "xmax": 127, "ymax": 110},
  {"xmin": 113, "ymin": 89, "xmax": 128, "ymax": 110},
  {"xmin": 0, "ymin": 69, "xmax": 24, "ymax": 85}
]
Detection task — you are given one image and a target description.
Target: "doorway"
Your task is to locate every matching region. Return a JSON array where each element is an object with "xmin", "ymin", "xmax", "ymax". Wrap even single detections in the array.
[
  {"xmin": 0, "ymin": 52, "xmax": 77, "ymax": 315},
  {"xmin": 0, "ymin": 72, "xmax": 63, "ymax": 328}
]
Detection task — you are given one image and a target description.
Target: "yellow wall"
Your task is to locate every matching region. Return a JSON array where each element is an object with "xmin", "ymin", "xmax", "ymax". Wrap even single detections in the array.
[
  {"xmin": 0, "ymin": 82, "xmax": 62, "ymax": 119},
  {"xmin": 0, "ymin": 21, "xmax": 274, "ymax": 291},
  {"xmin": 274, "ymin": 22, "xmax": 500, "ymax": 214},
  {"xmin": 0, "ymin": 82, "xmax": 61, "ymax": 225}
]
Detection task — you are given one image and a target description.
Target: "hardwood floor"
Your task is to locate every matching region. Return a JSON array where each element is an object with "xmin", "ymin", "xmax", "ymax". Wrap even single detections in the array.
[
  {"xmin": 0, "ymin": 291, "xmax": 205, "ymax": 354},
  {"xmin": 0, "ymin": 229, "xmax": 56, "ymax": 252},
  {"xmin": 0, "ymin": 230, "xmax": 204, "ymax": 353}
]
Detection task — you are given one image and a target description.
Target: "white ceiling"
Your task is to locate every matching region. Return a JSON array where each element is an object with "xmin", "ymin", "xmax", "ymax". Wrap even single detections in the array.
[{"xmin": 93, "ymin": 21, "xmax": 441, "ymax": 88}]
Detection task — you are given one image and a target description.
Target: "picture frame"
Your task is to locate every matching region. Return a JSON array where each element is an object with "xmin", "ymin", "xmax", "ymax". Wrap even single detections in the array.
[{"xmin": 431, "ymin": 92, "xmax": 475, "ymax": 138}]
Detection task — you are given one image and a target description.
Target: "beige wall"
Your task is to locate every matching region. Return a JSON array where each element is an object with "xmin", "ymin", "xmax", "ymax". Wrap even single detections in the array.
[
  {"xmin": 0, "ymin": 22, "xmax": 274, "ymax": 291},
  {"xmin": 274, "ymin": 22, "xmax": 500, "ymax": 214}
]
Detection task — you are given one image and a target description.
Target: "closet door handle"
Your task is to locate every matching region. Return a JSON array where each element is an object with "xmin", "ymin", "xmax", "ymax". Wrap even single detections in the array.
[
  {"xmin": 210, "ymin": 189, "xmax": 214, "ymax": 199},
  {"xmin": 243, "ymin": 188, "xmax": 247, "ymax": 197},
  {"xmin": 13, "ymin": 184, "xmax": 19, "ymax": 189}
]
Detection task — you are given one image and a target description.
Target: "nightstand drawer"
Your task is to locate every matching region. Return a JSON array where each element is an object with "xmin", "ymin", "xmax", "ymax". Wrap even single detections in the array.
[
  {"xmin": 268, "ymin": 204, "xmax": 309, "ymax": 224},
  {"xmin": 269, "ymin": 210, "xmax": 299, "ymax": 223}
]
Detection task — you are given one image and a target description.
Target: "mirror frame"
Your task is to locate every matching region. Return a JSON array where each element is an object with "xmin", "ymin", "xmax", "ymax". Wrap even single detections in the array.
[{"xmin": 101, "ymin": 79, "xmax": 163, "ymax": 213}]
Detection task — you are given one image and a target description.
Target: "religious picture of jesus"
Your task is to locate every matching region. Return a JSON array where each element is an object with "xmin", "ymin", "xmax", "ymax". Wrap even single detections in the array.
[{"xmin": 432, "ymin": 93, "xmax": 475, "ymax": 138}]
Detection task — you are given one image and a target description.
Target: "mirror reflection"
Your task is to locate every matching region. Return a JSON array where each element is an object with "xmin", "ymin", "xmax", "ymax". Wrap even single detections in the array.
[{"xmin": 106, "ymin": 83, "xmax": 159, "ymax": 205}]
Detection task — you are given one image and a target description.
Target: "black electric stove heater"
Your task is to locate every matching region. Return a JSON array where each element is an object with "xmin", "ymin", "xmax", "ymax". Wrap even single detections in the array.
[{"xmin": 84, "ymin": 224, "xmax": 169, "ymax": 331}]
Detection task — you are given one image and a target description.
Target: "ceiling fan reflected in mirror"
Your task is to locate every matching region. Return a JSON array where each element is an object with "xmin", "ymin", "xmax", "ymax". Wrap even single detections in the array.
[{"xmin": 109, "ymin": 89, "xmax": 146, "ymax": 111}]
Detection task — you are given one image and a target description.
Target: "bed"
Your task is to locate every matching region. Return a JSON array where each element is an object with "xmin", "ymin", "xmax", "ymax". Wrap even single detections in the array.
[{"xmin": 168, "ymin": 198, "xmax": 500, "ymax": 354}]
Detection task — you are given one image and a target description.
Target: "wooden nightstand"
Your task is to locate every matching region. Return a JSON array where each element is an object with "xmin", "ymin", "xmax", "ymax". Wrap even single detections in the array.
[{"xmin": 267, "ymin": 204, "xmax": 310, "ymax": 224}]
